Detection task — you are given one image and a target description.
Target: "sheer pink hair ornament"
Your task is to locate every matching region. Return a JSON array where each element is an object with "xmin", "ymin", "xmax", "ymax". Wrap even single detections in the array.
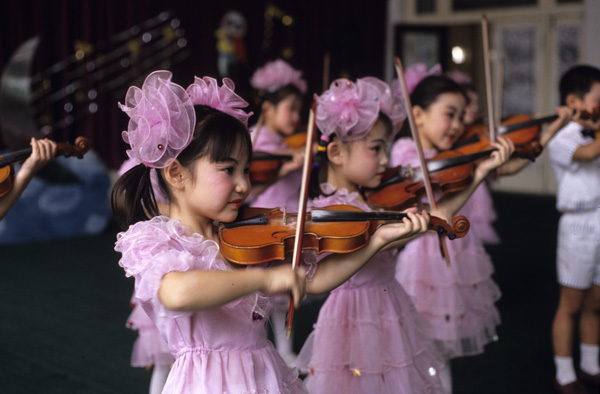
[
  {"xmin": 119, "ymin": 70, "xmax": 196, "ymax": 169},
  {"xmin": 250, "ymin": 59, "xmax": 307, "ymax": 94},
  {"xmin": 445, "ymin": 69, "xmax": 472, "ymax": 86},
  {"xmin": 316, "ymin": 77, "xmax": 405, "ymax": 142},
  {"xmin": 392, "ymin": 62, "xmax": 442, "ymax": 96},
  {"xmin": 187, "ymin": 76, "xmax": 252, "ymax": 127}
]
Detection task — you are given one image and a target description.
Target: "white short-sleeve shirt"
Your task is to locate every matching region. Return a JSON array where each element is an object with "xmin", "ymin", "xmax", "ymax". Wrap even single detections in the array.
[{"xmin": 547, "ymin": 121, "xmax": 600, "ymax": 212}]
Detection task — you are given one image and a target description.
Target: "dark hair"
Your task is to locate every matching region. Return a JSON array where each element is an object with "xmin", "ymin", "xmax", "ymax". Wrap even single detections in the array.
[
  {"xmin": 559, "ymin": 65, "xmax": 600, "ymax": 105},
  {"xmin": 308, "ymin": 113, "xmax": 393, "ymax": 199},
  {"xmin": 396, "ymin": 75, "xmax": 468, "ymax": 140},
  {"xmin": 111, "ymin": 105, "xmax": 252, "ymax": 228}
]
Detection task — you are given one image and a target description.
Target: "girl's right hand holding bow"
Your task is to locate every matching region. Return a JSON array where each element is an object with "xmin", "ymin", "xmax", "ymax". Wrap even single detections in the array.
[{"xmin": 262, "ymin": 264, "xmax": 306, "ymax": 308}]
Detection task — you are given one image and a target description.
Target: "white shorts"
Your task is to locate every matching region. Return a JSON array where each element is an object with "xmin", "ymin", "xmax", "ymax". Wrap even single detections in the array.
[{"xmin": 556, "ymin": 209, "xmax": 600, "ymax": 289}]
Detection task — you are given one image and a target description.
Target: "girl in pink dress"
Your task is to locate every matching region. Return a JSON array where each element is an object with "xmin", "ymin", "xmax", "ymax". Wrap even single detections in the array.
[
  {"xmin": 112, "ymin": 71, "xmax": 429, "ymax": 393},
  {"xmin": 390, "ymin": 75, "xmax": 515, "ymax": 392},
  {"xmin": 248, "ymin": 59, "xmax": 307, "ymax": 211},
  {"xmin": 118, "ymin": 159, "xmax": 173, "ymax": 394},
  {"xmin": 296, "ymin": 77, "xmax": 448, "ymax": 393},
  {"xmin": 248, "ymin": 59, "xmax": 307, "ymax": 365}
]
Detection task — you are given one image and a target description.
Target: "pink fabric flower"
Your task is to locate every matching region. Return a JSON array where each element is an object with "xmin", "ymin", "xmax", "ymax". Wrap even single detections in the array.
[
  {"xmin": 187, "ymin": 76, "xmax": 252, "ymax": 127},
  {"xmin": 446, "ymin": 70, "xmax": 472, "ymax": 86},
  {"xmin": 119, "ymin": 70, "xmax": 196, "ymax": 169},
  {"xmin": 316, "ymin": 77, "xmax": 404, "ymax": 141},
  {"xmin": 359, "ymin": 77, "xmax": 406, "ymax": 137},
  {"xmin": 392, "ymin": 63, "xmax": 442, "ymax": 96},
  {"xmin": 250, "ymin": 59, "xmax": 307, "ymax": 94}
]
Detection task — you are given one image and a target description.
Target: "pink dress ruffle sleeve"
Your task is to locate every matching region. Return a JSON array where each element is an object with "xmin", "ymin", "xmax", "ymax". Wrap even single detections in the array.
[
  {"xmin": 390, "ymin": 138, "xmax": 501, "ymax": 359},
  {"xmin": 115, "ymin": 216, "xmax": 308, "ymax": 394},
  {"xmin": 249, "ymin": 125, "xmax": 302, "ymax": 211},
  {"xmin": 295, "ymin": 186, "xmax": 445, "ymax": 394}
]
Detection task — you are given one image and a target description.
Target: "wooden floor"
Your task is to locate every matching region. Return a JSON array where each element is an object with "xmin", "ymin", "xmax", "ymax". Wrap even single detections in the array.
[{"xmin": 0, "ymin": 192, "xmax": 596, "ymax": 393}]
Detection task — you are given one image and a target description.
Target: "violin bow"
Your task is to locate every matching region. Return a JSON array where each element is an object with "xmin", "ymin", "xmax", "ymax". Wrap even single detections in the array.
[
  {"xmin": 482, "ymin": 14, "xmax": 498, "ymax": 143},
  {"xmin": 394, "ymin": 57, "xmax": 451, "ymax": 265},
  {"xmin": 286, "ymin": 100, "xmax": 317, "ymax": 338}
]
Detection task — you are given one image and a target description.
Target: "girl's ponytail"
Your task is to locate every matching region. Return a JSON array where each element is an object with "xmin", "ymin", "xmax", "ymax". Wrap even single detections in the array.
[{"xmin": 111, "ymin": 164, "xmax": 159, "ymax": 229}]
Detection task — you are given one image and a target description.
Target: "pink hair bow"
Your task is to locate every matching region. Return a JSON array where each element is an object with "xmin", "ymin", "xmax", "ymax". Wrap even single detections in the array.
[
  {"xmin": 250, "ymin": 59, "xmax": 307, "ymax": 94},
  {"xmin": 186, "ymin": 76, "xmax": 252, "ymax": 127},
  {"xmin": 119, "ymin": 70, "xmax": 196, "ymax": 169},
  {"xmin": 392, "ymin": 63, "xmax": 442, "ymax": 96}
]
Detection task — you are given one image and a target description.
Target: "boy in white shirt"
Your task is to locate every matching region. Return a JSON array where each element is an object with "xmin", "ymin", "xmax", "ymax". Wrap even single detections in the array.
[{"xmin": 547, "ymin": 64, "xmax": 600, "ymax": 394}]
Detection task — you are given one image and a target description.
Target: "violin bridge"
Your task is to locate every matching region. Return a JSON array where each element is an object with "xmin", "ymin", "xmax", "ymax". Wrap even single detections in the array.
[{"xmin": 283, "ymin": 207, "xmax": 287, "ymax": 225}]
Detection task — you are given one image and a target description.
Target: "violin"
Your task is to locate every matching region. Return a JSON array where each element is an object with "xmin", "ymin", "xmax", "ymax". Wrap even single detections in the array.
[
  {"xmin": 249, "ymin": 152, "xmax": 293, "ymax": 183},
  {"xmin": 454, "ymin": 114, "xmax": 563, "ymax": 160},
  {"xmin": 365, "ymin": 148, "xmax": 497, "ymax": 212},
  {"xmin": 249, "ymin": 132, "xmax": 316, "ymax": 183},
  {"xmin": 0, "ymin": 136, "xmax": 90, "ymax": 197},
  {"xmin": 219, "ymin": 204, "xmax": 470, "ymax": 265}
]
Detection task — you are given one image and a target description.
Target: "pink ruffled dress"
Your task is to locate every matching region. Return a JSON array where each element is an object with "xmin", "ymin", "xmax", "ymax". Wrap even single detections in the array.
[
  {"xmin": 126, "ymin": 297, "xmax": 174, "ymax": 367},
  {"xmin": 296, "ymin": 186, "xmax": 445, "ymax": 393},
  {"xmin": 249, "ymin": 125, "xmax": 302, "ymax": 211},
  {"xmin": 115, "ymin": 216, "xmax": 308, "ymax": 394},
  {"xmin": 390, "ymin": 138, "xmax": 501, "ymax": 359}
]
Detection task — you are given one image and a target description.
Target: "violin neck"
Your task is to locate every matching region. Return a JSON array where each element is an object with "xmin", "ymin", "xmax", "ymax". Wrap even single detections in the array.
[
  {"xmin": 311, "ymin": 209, "xmax": 407, "ymax": 223},
  {"xmin": 498, "ymin": 114, "xmax": 558, "ymax": 135},
  {"xmin": 251, "ymin": 152, "xmax": 293, "ymax": 161},
  {"xmin": 0, "ymin": 148, "xmax": 33, "ymax": 168},
  {"xmin": 426, "ymin": 148, "xmax": 496, "ymax": 173}
]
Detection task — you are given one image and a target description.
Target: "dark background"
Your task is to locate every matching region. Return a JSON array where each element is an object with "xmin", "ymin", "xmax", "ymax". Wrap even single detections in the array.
[{"xmin": 0, "ymin": 0, "xmax": 387, "ymax": 169}]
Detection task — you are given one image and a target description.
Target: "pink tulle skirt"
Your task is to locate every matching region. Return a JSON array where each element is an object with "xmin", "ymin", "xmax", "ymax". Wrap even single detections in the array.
[
  {"xmin": 296, "ymin": 280, "xmax": 445, "ymax": 393},
  {"xmin": 396, "ymin": 232, "xmax": 501, "ymax": 359},
  {"xmin": 127, "ymin": 303, "xmax": 174, "ymax": 367}
]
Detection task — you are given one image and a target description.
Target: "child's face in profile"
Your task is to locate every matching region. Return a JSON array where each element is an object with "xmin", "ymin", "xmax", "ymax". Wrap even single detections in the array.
[
  {"xmin": 339, "ymin": 119, "xmax": 390, "ymax": 190},
  {"xmin": 266, "ymin": 94, "xmax": 302, "ymax": 137},
  {"xmin": 417, "ymin": 92, "xmax": 466, "ymax": 151},
  {"xmin": 581, "ymin": 81, "xmax": 600, "ymax": 113}
]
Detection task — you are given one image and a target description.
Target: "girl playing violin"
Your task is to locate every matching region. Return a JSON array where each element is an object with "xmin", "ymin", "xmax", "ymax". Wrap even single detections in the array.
[
  {"xmin": 0, "ymin": 138, "xmax": 57, "ymax": 221},
  {"xmin": 295, "ymin": 77, "xmax": 446, "ymax": 393},
  {"xmin": 112, "ymin": 71, "xmax": 429, "ymax": 393},
  {"xmin": 390, "ymin": 74, "xmax": 514, "ymax": 392},
  {"xmin": 248, "ymin": 59, "xmax": 308, "ymax": 365},
  {"xmin": 248, "ymin": 59, "xmax": 307, "ymax": 208}
]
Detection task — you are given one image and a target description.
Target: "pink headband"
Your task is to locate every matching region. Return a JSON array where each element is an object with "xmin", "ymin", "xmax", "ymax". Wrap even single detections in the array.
[
  {"xmin": 250, "ymin": 59, "xmax": 307, "ymax": 94},
  {"xmin": 119, "ymin": 72, "xmax": 252, "ymax": 169},
  {"xmin": 315, "ymin": 77, "xmax": 405, "ymax": 142}
]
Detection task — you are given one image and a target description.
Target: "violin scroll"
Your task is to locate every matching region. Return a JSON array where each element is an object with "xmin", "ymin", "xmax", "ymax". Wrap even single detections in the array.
[{"xmin": 57, "ymin": 136, "xmax": 90, "ymax": 159}]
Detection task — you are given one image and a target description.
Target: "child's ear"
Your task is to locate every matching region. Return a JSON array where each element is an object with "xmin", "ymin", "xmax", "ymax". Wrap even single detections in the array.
[
  {"xmin": 565, "ymin": 93, "xmax": 581, "ymax": 110},
  {"xmin": 412, "ymin": 105, "xmax": 425, "ymax": 127},
  {"xmin": 163, "ymin": 160, "xmax": 186, "ymax": 190},
  {"xmin": 262, "ymin": 101, "xmax": 274, "ymax": 116},
  {"xmin": 327, "ymin": 140, "xmax": 344, "ymax": 165}
]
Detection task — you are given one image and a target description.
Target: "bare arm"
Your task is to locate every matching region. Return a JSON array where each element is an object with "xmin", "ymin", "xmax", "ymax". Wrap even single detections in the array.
[
  {"xmin": 159, "ymin": 264, "xmax": 306, "ymax": 311},
  {"xmin": 573, "ymin": 138, "xmax": 600, "ymax": 161},
  {"xmin": 0, "ymin": 139, "xmax": 56, "ymax": 221},
  {"xmin": 498, "ymin": 106, "xmax": 573, "ymax": 176}
]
